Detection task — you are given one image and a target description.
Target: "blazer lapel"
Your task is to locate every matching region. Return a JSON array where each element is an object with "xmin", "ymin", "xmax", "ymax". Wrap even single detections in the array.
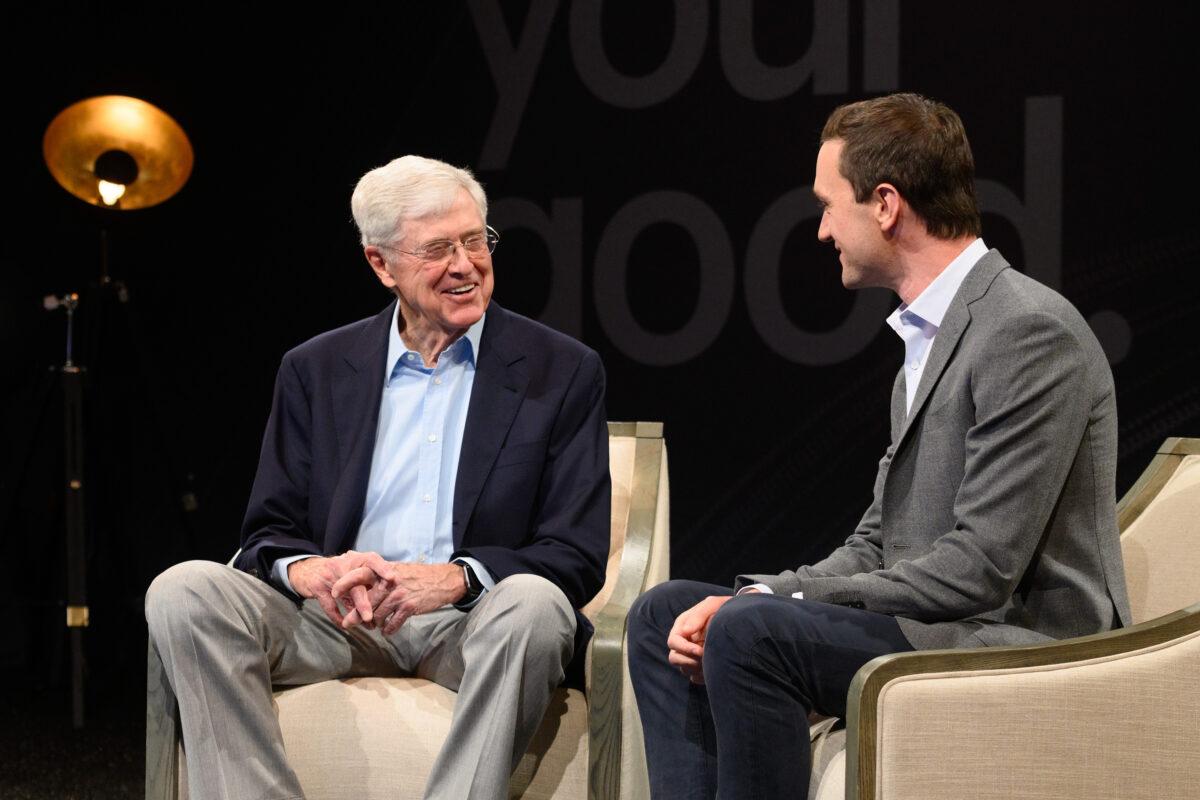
[
  {"xmin": 327, "ymin": 301, "xmax": 393, "ymax": 553},
  {"xmin": 453, "ymin": 305, "xmax": 529, "ymax": 547},
  {"xmin": 889, "ymin": 368, "xmax": 906, "ymax": 443},
  {"xmin": 892, "ymin": 250, "xmax": 1009, "ymax": 453}
]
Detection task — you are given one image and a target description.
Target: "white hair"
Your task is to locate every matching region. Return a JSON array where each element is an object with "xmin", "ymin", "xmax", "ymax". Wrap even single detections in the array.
[{"xmin": 350, "ymin": 155, "xmax": 488, "ymax": 248}]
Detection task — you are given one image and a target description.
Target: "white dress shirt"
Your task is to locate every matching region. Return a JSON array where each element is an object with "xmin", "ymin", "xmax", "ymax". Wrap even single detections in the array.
[{"xmin": 885, "ymin": 238, "xmax": 988, "ymax": 414}]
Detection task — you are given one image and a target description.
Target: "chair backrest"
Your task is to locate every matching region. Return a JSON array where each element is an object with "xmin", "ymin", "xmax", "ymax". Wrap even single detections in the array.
[
  {"xmin": 1118, "ymin": 438, "xmax": 1200, "ymax": 624},
  {"xmin": 580, "ymin": 422, "xmax": 670, "ymax": 622}
]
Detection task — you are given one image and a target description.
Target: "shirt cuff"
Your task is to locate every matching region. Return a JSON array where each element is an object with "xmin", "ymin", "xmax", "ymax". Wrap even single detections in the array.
[
  {"xmin": 451, "ymin": 557, "xmax": 496, "ymax": 609},
  {"xmin": 738, "ymin": 583, "xmax": 774, "ymax": 595},
  {"xmin": 272, "ymin": 554, "xmax": 318, "ymax": 596}
]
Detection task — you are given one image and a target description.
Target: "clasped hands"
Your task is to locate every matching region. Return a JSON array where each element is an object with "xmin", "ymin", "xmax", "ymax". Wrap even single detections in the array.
[
  {"xmin": 667, "ymin": 591, "xmax": 759, "ymax": 684},
  {"xmin": 288, "ymin": 550, "xmax": 467, "ymax": 635}
]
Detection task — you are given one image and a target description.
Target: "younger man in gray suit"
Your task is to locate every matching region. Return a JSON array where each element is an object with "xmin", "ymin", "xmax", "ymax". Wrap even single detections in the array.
[{"xmin": 627, "ymin": 93, "xmax": 1131, "ymax": 799}]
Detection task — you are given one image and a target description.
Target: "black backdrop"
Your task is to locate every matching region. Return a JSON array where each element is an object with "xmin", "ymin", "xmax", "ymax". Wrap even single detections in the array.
[{"xmin": 2, "ymin": 2, "xmax": 1199, "ymax": 680}]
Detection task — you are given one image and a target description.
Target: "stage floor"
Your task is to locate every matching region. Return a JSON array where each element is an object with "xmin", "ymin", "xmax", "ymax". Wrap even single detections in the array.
[{"xmin": 0, "ymin": 664, "xmax": 143, "ymax": 799}]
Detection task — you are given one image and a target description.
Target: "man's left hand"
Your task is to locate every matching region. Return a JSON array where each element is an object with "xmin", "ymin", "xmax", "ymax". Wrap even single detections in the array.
[
  {"xmin": 332, "ymin": 560, "xmax": 468, "ymax": 635},
  {"xmin": 667, "ymin": 594, "xmax": 737, "ymax": 685}
]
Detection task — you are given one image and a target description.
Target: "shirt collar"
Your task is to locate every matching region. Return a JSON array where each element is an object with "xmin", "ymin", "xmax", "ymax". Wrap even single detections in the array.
[
  {"xmin": 385, "ymin": 303, "xmax": 487, "ymax": 383},
  {"xmin": 462, "ymin": 313, "xmax": 485, "ymax": 363},
  {"xmin": 886, "ymin": 238, "xmax": 987, "ymax": 335}
]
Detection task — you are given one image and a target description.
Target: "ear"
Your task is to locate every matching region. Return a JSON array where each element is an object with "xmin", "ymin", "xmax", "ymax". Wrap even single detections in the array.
[
  {"xmin": 364, "ymin": 246, "xmax": 397, "ymax": 289},
  {"xmin": 873, "ymin": 183, "xmax": 902, "ymax": 234}
]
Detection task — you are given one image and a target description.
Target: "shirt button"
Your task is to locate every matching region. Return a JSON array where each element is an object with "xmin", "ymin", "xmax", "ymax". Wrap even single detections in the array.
[
  {"xmin": 433, "ymin": 377, "xmax": 442, "ymax": 385},
  {"xmin": 427, "ymin": 433, "xmax": 438, "ymax": 443},
  {"xmin": 422, "ymin": 494, "xmax": 432, "ymax": 503},
  {"xmin": 417, "ymin": 554, "xmax": 427, "ymax": 563},
  {"xmin": 406, "ymin": 353, "xmax": 415, "ymax": 360}
]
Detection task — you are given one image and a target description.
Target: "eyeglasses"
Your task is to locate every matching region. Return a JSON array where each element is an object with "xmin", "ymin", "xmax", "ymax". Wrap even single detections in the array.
[{"xmin": 387, "ymin": 226, "xmax": 500, "ymax": 263}]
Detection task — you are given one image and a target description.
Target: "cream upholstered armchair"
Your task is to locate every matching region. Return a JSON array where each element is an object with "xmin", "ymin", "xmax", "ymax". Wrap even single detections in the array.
[
  {"xmin": 807, "ymin": 437, "xmax": 1200, "ymax": 800},
  {"xmin": 150, "ymin": 421, "xmax": 668, "ymax": 800}
]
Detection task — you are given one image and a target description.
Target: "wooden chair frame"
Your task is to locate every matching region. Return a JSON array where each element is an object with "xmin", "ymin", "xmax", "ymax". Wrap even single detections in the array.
[{"xmin": 587, "ymin": 421, "xmax": 666, "ymax": 800}]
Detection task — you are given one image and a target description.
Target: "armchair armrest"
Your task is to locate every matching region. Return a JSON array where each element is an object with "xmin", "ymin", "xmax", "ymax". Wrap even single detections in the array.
[{"xmin": 587, "ymin": 422, "xmax": 667, "ymax": 800}]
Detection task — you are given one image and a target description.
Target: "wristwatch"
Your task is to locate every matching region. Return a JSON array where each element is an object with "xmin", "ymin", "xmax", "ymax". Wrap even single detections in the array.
[{"xmin": 454, "ymin": 559, "xmax": 485, "ymax": 608}]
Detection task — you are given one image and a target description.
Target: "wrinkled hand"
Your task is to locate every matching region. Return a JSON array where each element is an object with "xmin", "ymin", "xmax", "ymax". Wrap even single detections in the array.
[
  {"xmin": 667, "ymin": 594, "xmax": 741, "ymax": 684},
  {"xmin": 288, "ymin": 550, "xmax": 387, "ymax": 629},
  {"xmin": 331, "ymin": 560, "xmax": 468, "ymax": 636}
]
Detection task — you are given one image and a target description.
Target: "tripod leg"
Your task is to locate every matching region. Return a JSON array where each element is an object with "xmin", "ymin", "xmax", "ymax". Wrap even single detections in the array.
[{"xmin": 63, "ymin": 365, "xmax": 88, "ymax": 729}]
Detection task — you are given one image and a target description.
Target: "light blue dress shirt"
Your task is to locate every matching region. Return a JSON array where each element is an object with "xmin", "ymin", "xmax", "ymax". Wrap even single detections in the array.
[
  {"xmin": 273, "ymin": 305, "xmax": 494, "ymax": 605},
  {"xmin": 885, "ymin": 238, "xmax": 988, "ymax": 414}
]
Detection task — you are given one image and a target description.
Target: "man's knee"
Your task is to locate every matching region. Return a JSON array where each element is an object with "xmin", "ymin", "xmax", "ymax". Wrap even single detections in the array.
[
  {"xmin": 629, "ymin": 580, "xmax": 670, "ymax": 623},
  {"xmin": 145, "ymin": 560, "xmax": 238, "ymax": 636},
  {"xmin": 479, "ymin": 573, "xmax": 575, "ymax": 653},
  {"xmin": 703, "ymin": 595, "xmax": 788, "ymax": 670},
  {"xmin": 702, "ymin": 597, "xmax": 856, "ymax": 687},
  {"xmin": 629, "ymin": 579, "xmax": 713, "ymax": 632}
]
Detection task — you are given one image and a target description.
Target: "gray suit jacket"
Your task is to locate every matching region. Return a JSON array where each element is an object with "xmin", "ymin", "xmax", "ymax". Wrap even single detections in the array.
[{"xmin": 738, "ymin": 250, "xmax": 1132, "ymax": 650}]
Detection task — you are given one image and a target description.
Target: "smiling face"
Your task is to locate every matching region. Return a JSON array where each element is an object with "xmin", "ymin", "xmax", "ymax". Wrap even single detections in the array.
[
  {"xmin": 366, "ymin": 187, "xmax": 494, "ymax": 344},
  {"xmin": 813, "ymin": 139, "xmax": 894, "ymax": 292}
]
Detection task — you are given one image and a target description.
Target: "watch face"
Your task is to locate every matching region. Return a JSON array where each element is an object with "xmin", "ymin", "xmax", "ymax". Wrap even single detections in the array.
[{"xmin": 461, "ymin": 563, "xmax": 482, "ymax": 597}]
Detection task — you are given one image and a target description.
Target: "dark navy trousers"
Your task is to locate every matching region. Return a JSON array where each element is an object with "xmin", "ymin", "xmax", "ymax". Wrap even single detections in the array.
[{"xmin": 627, "ymin": 580, "xmax": 915, "ymax": 799}]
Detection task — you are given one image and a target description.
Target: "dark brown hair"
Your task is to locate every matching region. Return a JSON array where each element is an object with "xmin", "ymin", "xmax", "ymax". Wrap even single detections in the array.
[{"xmin": 822, "ymin": 93, "xmax": 982, "ymax": 239}]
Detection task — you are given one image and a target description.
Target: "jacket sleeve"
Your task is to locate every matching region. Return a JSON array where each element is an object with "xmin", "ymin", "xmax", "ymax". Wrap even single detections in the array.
[
  {"xmin": 234, "ymin": 353, "xmax": 324, "ymax": 579},
  {"xmin": 770, "ymin": 311, "xmax": 1095, "ymax": 619}
]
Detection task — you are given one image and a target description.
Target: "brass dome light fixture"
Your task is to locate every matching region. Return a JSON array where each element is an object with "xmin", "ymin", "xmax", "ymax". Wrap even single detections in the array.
[{"xmin": 43, "ymin": 94, "xmax": 194, "ymax": 210}]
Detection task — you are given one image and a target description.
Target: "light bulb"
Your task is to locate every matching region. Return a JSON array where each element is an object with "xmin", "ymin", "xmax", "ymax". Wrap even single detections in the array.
[{"xmin": 98, "ymin": 180, "xmax": 126, "ymax": 205}]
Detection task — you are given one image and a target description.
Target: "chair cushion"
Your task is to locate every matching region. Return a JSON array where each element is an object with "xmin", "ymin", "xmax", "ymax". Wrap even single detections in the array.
[
  {"xmin": 809, "ymin": 721, "xmax": 847, "ymax": 800},
  {"xmin": 1121, "ymin": 454, "xmax": 1200, "ymax": 623},
  {"xmin": 272, "ymin": 678, "xmax": 589, "ymax": 800}
]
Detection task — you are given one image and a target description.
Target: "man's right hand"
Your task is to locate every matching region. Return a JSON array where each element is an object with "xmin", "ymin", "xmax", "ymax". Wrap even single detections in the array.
[{"xmin": 288, "ymin": 550, "xmax": 388, "ymax": 629}]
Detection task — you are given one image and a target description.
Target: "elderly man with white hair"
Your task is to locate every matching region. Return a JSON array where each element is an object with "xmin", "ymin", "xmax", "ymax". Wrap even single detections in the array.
[{"xmin": 146, "ymin": 156, "xmax": 610, "ymax": 800}]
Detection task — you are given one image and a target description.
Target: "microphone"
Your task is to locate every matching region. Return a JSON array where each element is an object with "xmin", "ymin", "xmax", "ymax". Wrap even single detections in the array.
[{"xmin": 43, "ymin": 292, "xmax": 79, "ymax": 312}]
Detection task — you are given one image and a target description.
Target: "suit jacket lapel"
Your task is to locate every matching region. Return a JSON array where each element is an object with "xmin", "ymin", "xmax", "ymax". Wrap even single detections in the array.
[
  {"xmin": 453, "ymin": 305, "xmax": 529, "ymax": 547},
  {"xmin": 327, "ymin": 301, "xmax": 393, "ymax": 553},
  {"xmin": 889, "ymin": 368, "xmax": 906, "ymax": 443},
  {"xmin": 892, "ymin": 250, "xmax": 1010, "ymax": 453}
]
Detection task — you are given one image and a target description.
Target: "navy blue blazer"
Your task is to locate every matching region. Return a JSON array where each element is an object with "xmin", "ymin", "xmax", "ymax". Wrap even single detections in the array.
[{"xmin": 234, "ymin": 300, "xmax": 611, "ymax": 678}]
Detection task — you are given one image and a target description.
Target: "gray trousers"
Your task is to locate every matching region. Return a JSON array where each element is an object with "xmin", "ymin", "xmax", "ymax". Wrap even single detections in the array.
[{"xmin": 145, "ymin": 560, "xmax": 576, "ymax": 800}]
